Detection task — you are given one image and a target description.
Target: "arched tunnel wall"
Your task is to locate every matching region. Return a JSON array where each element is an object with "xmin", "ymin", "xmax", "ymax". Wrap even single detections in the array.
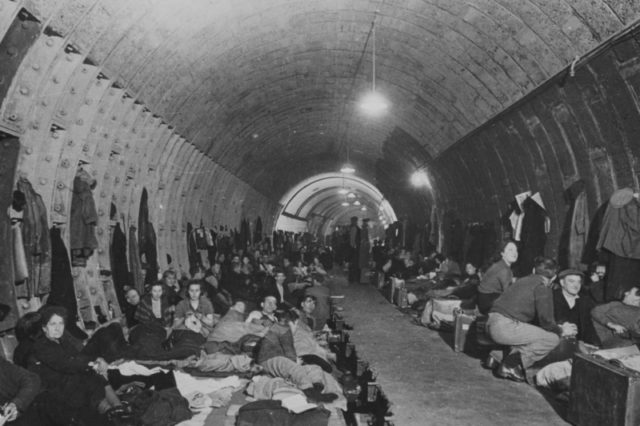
[
  {"xmin": 0, "ymin": 7, "xmax": 279, "ymax": 281},
  {"xmin": 431, "ymin": 25, "xmax": 640, "ymax": 263}
]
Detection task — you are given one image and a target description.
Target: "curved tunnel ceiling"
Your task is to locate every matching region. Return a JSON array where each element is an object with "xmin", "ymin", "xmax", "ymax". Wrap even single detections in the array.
[
  {"xmin": 28, "ymin": 0, "xmax": 640, "ymax": 201},
  {"xmin": 275, "ymin": 173, "xmax": 397, "ymax": 232}
]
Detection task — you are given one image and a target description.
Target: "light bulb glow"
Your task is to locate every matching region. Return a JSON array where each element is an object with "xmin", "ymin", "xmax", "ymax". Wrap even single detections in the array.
[
  {"xmin": 411, "ymin": 170, "xmax": 431, "ymax": 188},
  {"xmin": 359, "ymin": 91, "xmax": 389, "ymax": 116},
  {"xmin": 340, "ymin": 164, "xmax": 356, "ymax": 174}
]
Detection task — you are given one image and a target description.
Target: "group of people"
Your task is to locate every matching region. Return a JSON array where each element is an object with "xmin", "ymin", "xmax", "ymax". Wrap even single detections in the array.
[{"xmin": 0, "ymin": 245, "xmax": 345, "ymax": 425}]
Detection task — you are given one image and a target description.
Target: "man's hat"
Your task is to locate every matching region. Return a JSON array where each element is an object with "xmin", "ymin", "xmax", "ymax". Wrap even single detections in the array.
[{"xmin": 558, "ymin": 269, "xmax": 584, "ymax": 280}]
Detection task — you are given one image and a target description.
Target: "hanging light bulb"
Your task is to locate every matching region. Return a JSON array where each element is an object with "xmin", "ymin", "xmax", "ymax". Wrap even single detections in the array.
[
  {"xmin": 353, "ymin": 200, "xmax": 361, "ymax": 206},
  {"xmin": 360, "ymin": 206, "xmax": 367, "ymax": 211},
  {"xmin": 347, "ymin": 192, "xmax": 356, "ymax": 199},
  {"xmin": 338, "ymin": 188, "xmax": 349, "ymax": 195},
  {"xmin": 341, "ymin": 201, "xmax": 350, "ymax": 207},
  {"xmin": 360, "ymin": 15, "xmax": 389, "ymax": 116}
]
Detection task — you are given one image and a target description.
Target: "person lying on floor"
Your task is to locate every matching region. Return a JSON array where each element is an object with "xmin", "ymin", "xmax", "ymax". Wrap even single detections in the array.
[
  {"xmin": 591, "ymin": 286, "xmax": 640, "ymax": 348},
  {"xmin": 487, "ymin": 258, "xmax": 578, "ymax": 382},
  {"xmin": 289, "ymin": 310, "xmax": 337, "ymax": 373},
  {"xmin": 256, "ymin": 310, "xmax": 338, "ymax": 403},
  {"xmin": 205, "ymin": 302, "xmax": 268, "ymax": 354},
  {"xmin": 246, "ymin": 295, "xmax": 278, "ymax": 327}
]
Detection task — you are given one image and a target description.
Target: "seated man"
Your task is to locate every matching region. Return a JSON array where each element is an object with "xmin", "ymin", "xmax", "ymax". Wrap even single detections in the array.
[
  {"xmin": 487, "ymin": 258, "xmax": 577, "ymax": 382},
  {"xmin": 245, "ymin": 295, "xmax": 278, "ymax": 327},
  {"xmin": 123, "ymin": 287, "xmax": 140, "ymax": 328},
  {"xmin": 262, "ymin": 269, "xmax": 295, "ymax": 309},
  {"xmin": 552, "ymin": 269, "xmax": 599, "ymax": 347},
  {"xmin": 297, "ymin": 295, "xmax": 317, "ymax": 331},
  {"xmin": 591, "ymin": 286, "xmax": 640, "ymax": 348}
]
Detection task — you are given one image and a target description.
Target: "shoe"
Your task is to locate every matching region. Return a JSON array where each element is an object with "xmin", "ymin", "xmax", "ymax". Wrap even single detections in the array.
[
  {"xmin": 482, "ymin": 355, "xmax": 500, "ymax": 370},
  {"xmin": 106, "ymin": 402, "xmax": 134, "ymax": 422},
  {"xmin": 496, "ymin": 363, "xmax": 526, "ymax": 382},
  {"xmin": 303, "ymin": 386, "xmax": 339, "ymax": 403}
]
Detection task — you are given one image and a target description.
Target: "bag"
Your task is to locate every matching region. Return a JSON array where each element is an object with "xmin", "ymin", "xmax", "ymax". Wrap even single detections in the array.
[
  {"xmin": 420, "ymin": 298, "xmax": 461, "ymax": 327},
  {"xmin": 236, "ymin": 400, "xmax": 330, "ymax": 426},
  {"xmin": 236, "ymin": 400, "xmax": 292, "ymax": 426},
  {"xmin": 568, "ymin": 353, "xmax": 640, "ymax": 426},
  {"xmin": 453, "ymin": 309, "xmax": 476, "ymax": 352}
]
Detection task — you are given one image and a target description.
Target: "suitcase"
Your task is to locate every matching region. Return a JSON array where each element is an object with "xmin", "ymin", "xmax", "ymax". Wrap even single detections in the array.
[
  {"xmin": 453, "ymin": 309, "xmax": 476, "ymax": 352},
  {"xmin": 568, "ymin": 353, "xmax": 640, "ymax": 426}
]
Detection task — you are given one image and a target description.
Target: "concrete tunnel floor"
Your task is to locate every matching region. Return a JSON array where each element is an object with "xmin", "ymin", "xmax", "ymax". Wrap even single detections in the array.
[{"xmin": 327, "ymin": 272, "xmax": 569, "ymax": 426}]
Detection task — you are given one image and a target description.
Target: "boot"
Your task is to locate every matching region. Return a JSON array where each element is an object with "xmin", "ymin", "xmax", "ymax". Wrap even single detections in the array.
[{"xmin": 496, "ymin": 352, "xmax": 526, "ymax": 382}]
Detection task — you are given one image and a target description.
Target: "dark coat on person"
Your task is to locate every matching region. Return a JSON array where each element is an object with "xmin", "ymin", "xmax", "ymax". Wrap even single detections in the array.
[
  {"xmin": 134, "ymin": 295, "xmax": 173, "ymax": 328},
  {"xmin": 31, "ymin": 334, "xmax": 106, "ymax": 409},
  {"xmin": 257, "ymin": 323, "xmax": 296, "ymax": 365},
  {"xmin": 0, "ymin": 357, "xmax": 41, "ymax": 412},
  {"xmin": 552, "ymin": 288, "xmax": 598, "ymax": 345}
]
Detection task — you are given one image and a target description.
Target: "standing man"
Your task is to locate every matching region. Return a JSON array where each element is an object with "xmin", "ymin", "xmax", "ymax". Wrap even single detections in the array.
[
  {"xmin": 359, "ymin": 219, "xmax": 371, "ymax": 283},
  {"xmin": 348, "ymin": 217, "xmax": 361, "ymax": 284}
]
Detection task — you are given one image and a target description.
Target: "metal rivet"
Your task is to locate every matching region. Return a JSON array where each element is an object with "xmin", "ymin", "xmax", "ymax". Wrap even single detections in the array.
[
  {"xmin": 70, "ymin": 87, "xmax": 76, "ymax": 94},
  {"xmin": 61, "ymin": 159, "xmax": 70, "ymax": 168},
  {"xmin": 85, "ymin": 99, "xmax": 92, "ymax": 105},
  {"xmin": 59, "ymin": 109, "xmax": 66, "ymax": 116},
  {"xmin": 76, "ymin": 119, "xmax": 83, "ymax": 125},
  {"xmin": 8, "ymin": 114, "xmax": 18, "ymax": 121},
  {"xmin": 65, "ymin": 54, "xmax": 72, "ymax": 62},
  {"xmin": 46, "ymin": 38, "xmax": 54, "ymax": 47},
  {"xmin": 82, "ymin": 144, "xmax": 90, "ymax": 152},
  {"xmin": 51, "ymin": 132, "xmax": 59, "ymax": 139},
  {"xmin": 31, "ymin": 64, "xmax": 40, "ymax": 71},
  {"xmin": 90, "ymin": 127, "xmax": 96, "ymax": 133},
  {"xmin": 114, "ymin": 177, "xmax": 120, "ymax": 184},
  {"xmin": 45, "ymin": 155, "xmax": 52, "ymax": 162},
  {"xmin": 81, "ymin": 67, "xmax": 87, "ymax": 74},
  {"xmin": 39, "ymin": 178, "xmax": 47, "ymax": 185},
  {"xmin": 54, "ymin": 204, "xmax": 63, "ymax": 212},
  {"xmin": 67, "ymin": 140, "xmax": 73, "ymax": 147},
  {"xmin": 97, "ymin": 248, "xmax": 103, "ymax": 254},
  {"xmin": 19, "ymin": 86, "xmax": 29, "ymax": 95},
  {"xmin": 41, "ymin": 100, "xmax": 48, "ymax": 107},
  {"xmin": 31, "ymin": 121, "xmax": 38, "ymax": 129},
  {"xmin": 52, "ymin": 76, "xmax": 59, "ymax": 84},
  {"xmin": 25, "ymin": 147, "xmax": 32, "ymax": 155},
  {"xmin": 56, "ymin": 182, "xmax": 65, "ymax": 189},
  {"xmin": 7, "ymin": 47, "xmax": 17, "ymax": 56}
]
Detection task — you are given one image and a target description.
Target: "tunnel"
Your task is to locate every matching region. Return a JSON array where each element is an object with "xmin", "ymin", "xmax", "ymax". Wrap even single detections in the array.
[{"xmin": 1, "ymin": 1, "xmax": 640, "ymax": 425}]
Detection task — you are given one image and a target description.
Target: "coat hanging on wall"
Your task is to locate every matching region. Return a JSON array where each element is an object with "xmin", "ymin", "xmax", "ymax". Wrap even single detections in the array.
[
  {"xmin": 138, "ymin": 188, "xmax": 158, "ymax": 284},
  {"xmin": 48, "ymin": 226, "xmax": 80, "ymax": 328},
  {"xmin": 16, "ymin": 177, "xmax": 51, "ymax": 298},
  {"xmin": 110, "ymin": 221, "xmax": 129, "ymax": 306},
  {"xmin": 69, "ymin": 169, "xmax": 98, "ymax": 267},
  {"xmin": 0, "ymin": 137, "xmax": 21, "ymax": 332}
]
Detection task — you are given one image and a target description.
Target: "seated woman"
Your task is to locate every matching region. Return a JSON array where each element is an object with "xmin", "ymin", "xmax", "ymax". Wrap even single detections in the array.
[
  {"xmin": 172, "ymin": 281, "xmax": 217, "ymax": 339},
  {"xmin": 134, "ymin": 282, "xmax": 174, "ymax": 330},
  {"xmin": 30, "ymin": 306, "xmax": 124, "ymax": 418}
]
